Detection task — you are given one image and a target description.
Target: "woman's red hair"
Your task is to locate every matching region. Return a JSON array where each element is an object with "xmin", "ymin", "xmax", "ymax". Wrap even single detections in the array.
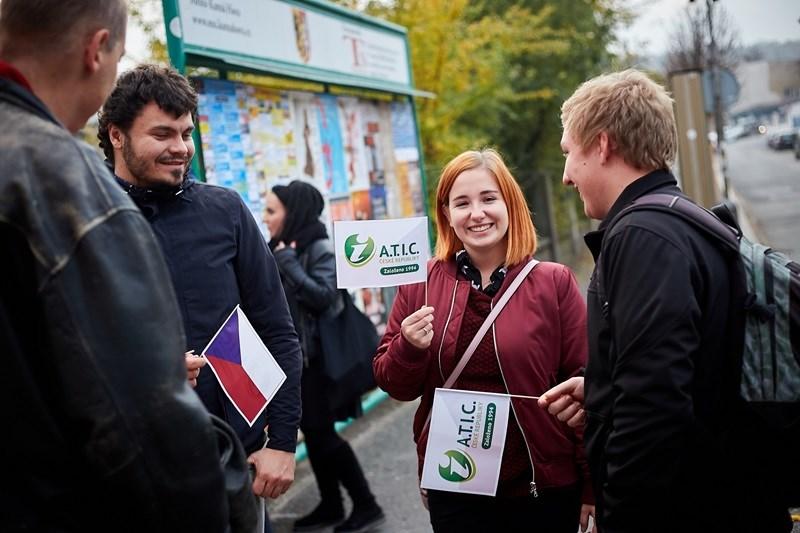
[{"xmin": 434, "ymin": 149, "xmax": 537, "ymax": 267}]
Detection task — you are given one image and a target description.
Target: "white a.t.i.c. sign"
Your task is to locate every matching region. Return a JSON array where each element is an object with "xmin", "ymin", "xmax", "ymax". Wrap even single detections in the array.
[{"xmin": 333, "ymin": 216, "xmax": 428, "ymax": 289}]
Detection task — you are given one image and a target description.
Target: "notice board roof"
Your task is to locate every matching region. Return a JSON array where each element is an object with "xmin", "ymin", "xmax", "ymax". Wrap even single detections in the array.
[{"xmin": 162, "ymin": 0, "xmax": 433, "ymax": 98}]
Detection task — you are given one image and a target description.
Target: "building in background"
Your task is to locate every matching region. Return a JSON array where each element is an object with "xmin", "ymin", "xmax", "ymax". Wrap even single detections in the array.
[{"xmin": 730, "ymin": 59, "xmax": 800, "ymax": 125}]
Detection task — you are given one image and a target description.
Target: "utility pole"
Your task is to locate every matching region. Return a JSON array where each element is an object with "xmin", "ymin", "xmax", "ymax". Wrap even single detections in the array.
[{"xmin": 690, "ymin": 0, "xmax": 727, "ymax": 198}]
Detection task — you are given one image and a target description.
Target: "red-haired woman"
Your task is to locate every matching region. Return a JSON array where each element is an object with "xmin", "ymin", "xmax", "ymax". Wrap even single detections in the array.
[{"xmin": 373, "ymin": 149, "xmax": 594, "ymax": 532}]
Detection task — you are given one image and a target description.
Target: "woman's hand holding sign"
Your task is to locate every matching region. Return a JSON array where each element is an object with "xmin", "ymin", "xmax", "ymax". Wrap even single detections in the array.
[{"xmin": 401, "ymin": 305, "xmax": 435, "ymax": 350}]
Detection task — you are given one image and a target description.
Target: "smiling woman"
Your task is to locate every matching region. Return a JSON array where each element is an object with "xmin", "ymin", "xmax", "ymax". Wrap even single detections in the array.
[
  {"xmin": 374, "ymin": 149, "xmax": 595, "ymax": 532},
  {"xmin": 434, "ymin": 149, "xmax": 537, "ymax": 277}
]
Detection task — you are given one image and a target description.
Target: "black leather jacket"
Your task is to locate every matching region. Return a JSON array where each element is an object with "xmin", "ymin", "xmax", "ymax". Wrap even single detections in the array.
[
  {"xmin": 273, "ymin": 238, "xmax": 340, "ymax": 366},
  {"xmin": 0, "ymin": 77, "xmax": 230, "ymax": 530}
]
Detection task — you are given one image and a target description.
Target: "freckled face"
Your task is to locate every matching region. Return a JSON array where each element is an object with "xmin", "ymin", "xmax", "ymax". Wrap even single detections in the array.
[{"xmin": 446, "ymin": 167, "xmax": 509, "ymax": 259}]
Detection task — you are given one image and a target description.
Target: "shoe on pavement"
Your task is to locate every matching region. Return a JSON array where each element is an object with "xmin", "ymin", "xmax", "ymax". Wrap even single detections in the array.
[
  {"xmin": 293, "ymin": 502, "xmax": 345, "ymax": 532},
  {"xmin": 333, "ymin": 504, "xmax": 385, "ymax": 533}
]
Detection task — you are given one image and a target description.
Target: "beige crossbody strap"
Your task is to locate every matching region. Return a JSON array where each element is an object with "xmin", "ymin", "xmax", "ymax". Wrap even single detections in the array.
[{"xmin": 423, "ymin": 258, "xmax": 540, "ymax": 429}]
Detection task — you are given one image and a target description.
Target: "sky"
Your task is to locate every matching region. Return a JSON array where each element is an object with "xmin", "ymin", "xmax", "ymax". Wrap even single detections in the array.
[{"xmin": 617, "ymin": 0, "xmax": 800, "ymax": 57}]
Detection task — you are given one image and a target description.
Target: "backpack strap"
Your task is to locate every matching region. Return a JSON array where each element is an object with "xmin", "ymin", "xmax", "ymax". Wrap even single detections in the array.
[{"xmin": 611, "ymin": 193, "xmax": 741, "ymax": 254}]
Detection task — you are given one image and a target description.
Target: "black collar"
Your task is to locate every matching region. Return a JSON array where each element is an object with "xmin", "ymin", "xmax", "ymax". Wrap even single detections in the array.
[
  {"xmin": 111, "ymin": 164, "xmax": 194, "ymax": 206},
  {"xmin": 455, "ymin": 250, "xmax": 507, "ymax": 297},
  {"xmin": 599, "ymin": 168, "xmax": 679, "ymax": 231},
  {"xmin": 584, "ymin": 168, "xmax": 680, "ymax": 259}
]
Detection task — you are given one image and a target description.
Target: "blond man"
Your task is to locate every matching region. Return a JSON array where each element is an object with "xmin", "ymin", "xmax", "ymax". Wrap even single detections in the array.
[{"xmin": 539, "ymin": 70, "xmax": 791, "ymax": 533}]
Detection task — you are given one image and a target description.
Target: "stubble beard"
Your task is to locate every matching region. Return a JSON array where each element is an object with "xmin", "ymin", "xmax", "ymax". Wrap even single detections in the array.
[{"xmin": 121, "ymin": 138, "xmax": 186, "ymax": 188}]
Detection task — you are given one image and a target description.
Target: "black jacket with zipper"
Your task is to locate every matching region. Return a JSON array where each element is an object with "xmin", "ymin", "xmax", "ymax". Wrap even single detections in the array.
[
  {"xmin": 584, "ymin": 169, "xmax": 791, "ymax": 533},
  {"xmin": 273, "ymin": 237, "xmax": 340, "ymax": 368},
  {"xmin": 120, "ymin": 178, "xmax": 303, "ymax": 455}
]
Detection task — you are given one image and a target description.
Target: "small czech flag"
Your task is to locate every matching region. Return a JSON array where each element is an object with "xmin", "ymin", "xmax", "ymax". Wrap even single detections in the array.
[{"xmin": 202, "ymin": 305, "xmax": 287, "ymax": 426}]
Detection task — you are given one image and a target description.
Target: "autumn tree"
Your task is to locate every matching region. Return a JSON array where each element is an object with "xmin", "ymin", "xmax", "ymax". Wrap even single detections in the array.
[
  {"xmin": 666, "ymin": 1, "xmax": 740, "ymax": 73},
  {"xmin": 129, "ymin": 0, "xmax": 169, "ymax": 65},
  {"xmin": 131, "ymin": 0, "xmax": 626, "ymax": 259},
  {"xmin": 354, "ymin": 0, "xmax": 625, "ymax": 254}
]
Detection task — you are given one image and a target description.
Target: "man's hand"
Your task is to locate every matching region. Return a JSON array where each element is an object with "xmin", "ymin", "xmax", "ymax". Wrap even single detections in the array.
[
  {"xmin": 184, "ymin": 351, "xmax": 206, "ymax": 388},
  {"xmin": 580, "ymin": 503, "xmax": 597, "ymax": 533},
  {"xmin": 248, "ymin": 448, "xmax": 296, "ymax": 499},
  {"xmin": 538, "ymin": 376, "xmax": 585, "ymax": 427}
]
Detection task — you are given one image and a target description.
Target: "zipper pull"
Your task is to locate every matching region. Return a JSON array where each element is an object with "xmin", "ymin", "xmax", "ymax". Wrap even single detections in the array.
[{"xmin": 529, "ymin": 481, "xmax": 539, "ymax": 498}]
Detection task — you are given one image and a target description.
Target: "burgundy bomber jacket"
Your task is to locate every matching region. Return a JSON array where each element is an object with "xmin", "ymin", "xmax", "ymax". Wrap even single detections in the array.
[{"xmin": 373, "ymin": 257, "xmax": 593, "ymax": 504}]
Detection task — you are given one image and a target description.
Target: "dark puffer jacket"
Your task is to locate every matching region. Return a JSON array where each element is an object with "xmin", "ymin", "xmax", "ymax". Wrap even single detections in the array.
[{"xmin": 0, "ymin": 75, "xmax": 229, "ymax": 530}]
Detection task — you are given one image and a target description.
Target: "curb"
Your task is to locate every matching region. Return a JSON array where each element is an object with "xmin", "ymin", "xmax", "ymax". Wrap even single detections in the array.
[{"xmin": 727, "ymin": 184, "xmax": 767, "ymax": 243}]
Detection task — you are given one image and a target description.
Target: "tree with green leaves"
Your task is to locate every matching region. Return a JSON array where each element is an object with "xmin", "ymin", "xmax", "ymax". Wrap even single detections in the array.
[
  {"xmin": 131, "ymin": 0, "xmax": 630, "ymax": 259},
  {"xmin": 353, "ymin": 0, "xmax": 627, "ymax": 257},
  {"xmin": 129, "ymin": 0, "xmax": 169, "ymax": 65}
]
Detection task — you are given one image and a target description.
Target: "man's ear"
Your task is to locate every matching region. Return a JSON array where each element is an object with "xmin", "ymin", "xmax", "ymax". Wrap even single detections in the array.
[
  {"xmin": 108, "ymin": 124, "xmax": 125, "ymax": 149},
  {"xmin": 83, "ymin": 29, "xmax": 111, "ymax": 74},
  {"xmin": 597, "ymin": 131, "xmax": 613, "ymax": 164}
]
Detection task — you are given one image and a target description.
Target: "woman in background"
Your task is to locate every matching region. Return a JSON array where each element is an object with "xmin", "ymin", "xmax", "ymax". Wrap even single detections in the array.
[{"xmin": 265, "ymin": 180, "xmax": 384, "ymax": 533}]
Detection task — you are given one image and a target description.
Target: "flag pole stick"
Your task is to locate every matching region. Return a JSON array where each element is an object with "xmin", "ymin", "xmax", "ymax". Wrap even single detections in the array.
[{"xmin": 506, "ymin": 393, "xmax": 540, "ymax": 400}]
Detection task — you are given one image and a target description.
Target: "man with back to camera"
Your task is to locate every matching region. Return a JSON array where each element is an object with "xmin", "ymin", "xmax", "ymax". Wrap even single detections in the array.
[
  {"xmin": 97, "ymin": 64, "xmax": 304, "ymax": 531},
  {"xmin": 538, "ymin": 69, "xmax": 792, "ymax": 532},
  {"xmin": 0, "ymin": 1, "xmax": 236, "ymax": 530}
]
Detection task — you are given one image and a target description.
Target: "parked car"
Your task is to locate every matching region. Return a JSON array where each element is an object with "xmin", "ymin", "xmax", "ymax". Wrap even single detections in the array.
[
  {"xmin": 766, "ymin": 126, "xmax": 797, "ymax": 150},
  {"xmin": 724, "ymin": 124, "xmax": 747, "ymax": 141},
  {"xmin": 794, "ymin": 134, "xmax": 800, "ymax": 160}
]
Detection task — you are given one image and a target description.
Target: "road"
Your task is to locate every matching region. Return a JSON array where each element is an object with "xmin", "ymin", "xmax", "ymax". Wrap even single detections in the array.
[
  {"xmin": 724, "ymin": 134, "xmax": 800, "ymax": 259},
  {"xmin": 725, "ymin": 134, "xmax": 800, "ymax": 533}
]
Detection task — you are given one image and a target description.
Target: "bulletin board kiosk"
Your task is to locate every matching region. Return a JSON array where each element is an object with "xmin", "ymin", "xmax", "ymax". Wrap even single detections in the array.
[{"xmin": 161, "ymin": 0, "xmax": 432, "ymax": 334}]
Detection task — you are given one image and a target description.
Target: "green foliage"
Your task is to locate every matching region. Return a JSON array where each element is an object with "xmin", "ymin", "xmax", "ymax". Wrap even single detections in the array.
[
  {"xmin": 135, "ymin": 0, "xmax": 631, "ymax": 255},
  {"xmin": 342, "ymin": 0, "xmax": 627, "ymax": 245},
  {"xmin": 129, "ymin": 0, "xmax": 169, "ymax": 65}
]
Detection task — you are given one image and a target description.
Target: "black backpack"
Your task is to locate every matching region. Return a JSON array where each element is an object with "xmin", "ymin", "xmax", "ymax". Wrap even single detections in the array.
[{"xmin": 613, "ymin": 193, "xmax": 800, "ymax": 502}]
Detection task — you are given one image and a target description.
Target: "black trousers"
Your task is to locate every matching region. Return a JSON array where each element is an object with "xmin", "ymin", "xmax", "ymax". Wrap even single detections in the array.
[
  {"xmin": 301, "ymin": 362, "xmax": 375, "ymax": 509},
  {"xmin": 427, "ymin": 485, "xmax": 581, "ymax": 533}
]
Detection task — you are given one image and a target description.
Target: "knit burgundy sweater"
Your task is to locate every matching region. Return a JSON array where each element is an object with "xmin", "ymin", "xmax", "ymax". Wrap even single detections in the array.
[{"xmin": 441, "ymin": 286, "xmax": 532, "ymax": 497}]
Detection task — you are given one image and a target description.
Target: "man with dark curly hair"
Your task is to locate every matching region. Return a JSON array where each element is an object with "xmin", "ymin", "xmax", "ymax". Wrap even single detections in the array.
[{"xmin": 98, "ymin": 65, "xmax": 304, "ymax": 533}]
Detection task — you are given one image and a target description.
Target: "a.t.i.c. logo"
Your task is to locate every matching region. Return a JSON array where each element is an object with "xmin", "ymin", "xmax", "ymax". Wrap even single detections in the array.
[
  {"xmin": 438, "ymin": 449, "xmax": 477, "ymax": 483},
  {"xmin": 344, "ymin": 233, "xmax": 376, "ymax": 267}
]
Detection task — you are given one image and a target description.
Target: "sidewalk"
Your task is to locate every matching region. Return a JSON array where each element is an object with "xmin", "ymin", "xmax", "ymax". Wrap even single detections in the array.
[{"xmin": 267, "ymin": 397, "xmax": 428, "ymax": 533}]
